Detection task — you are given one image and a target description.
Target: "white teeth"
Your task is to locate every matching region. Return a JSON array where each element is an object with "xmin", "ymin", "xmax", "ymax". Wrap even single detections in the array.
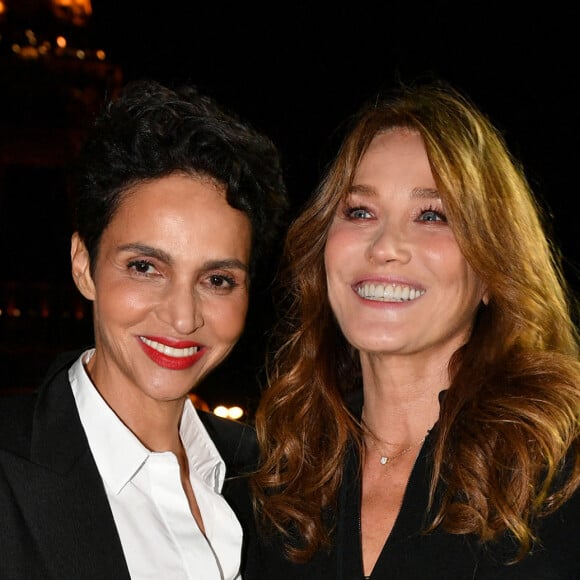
[
  {"xmin": 356, "ymin": 283, "xmax": 425, "ymax": 302},
  {"xmin": 140, "ymin": 337, "xmax": 199, "ymax": 358}
]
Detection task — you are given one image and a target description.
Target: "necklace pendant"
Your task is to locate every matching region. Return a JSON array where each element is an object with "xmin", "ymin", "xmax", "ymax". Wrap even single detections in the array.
[{"xmin": 380, "ymin": 456, "xmax": 389, "ymax": 465}]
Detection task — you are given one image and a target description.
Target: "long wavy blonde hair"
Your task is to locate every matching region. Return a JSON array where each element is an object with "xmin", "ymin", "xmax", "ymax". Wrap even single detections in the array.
[{"xmin": 252, "ymin": 80, "xmax": 580, "ymax": 563}]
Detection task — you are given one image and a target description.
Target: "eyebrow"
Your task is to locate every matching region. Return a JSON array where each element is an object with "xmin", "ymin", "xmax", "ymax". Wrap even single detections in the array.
[
  {"xmin": 411, "ymin": 187, "xmax": 440, "ymax": 200},
  {"xmin": 117, "ymin": 243, "xmax": 249, "ymax": 273},
  {"xmin": 348, "ymin": 185, "xmax": 440, "ymax": 199},
  {"xmin": 204, "ymin": 259, "xmax": 249, "ymax": 273},
  {"xmin": 118, "ymin": 243, "xmax": 172, "ymax": 263}
]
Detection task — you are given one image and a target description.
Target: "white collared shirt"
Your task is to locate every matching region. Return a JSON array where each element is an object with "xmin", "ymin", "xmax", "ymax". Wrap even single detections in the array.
[{"xmin": 69, "ymin": 349, "xmax": 243, "ymax": 579}]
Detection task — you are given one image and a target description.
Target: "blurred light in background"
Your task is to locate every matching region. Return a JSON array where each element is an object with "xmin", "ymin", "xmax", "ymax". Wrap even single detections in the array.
[
  {"xmin": 213, "ymin": 405, "xmax": 245, "ymax": 421},
  {"xmin": 188, "ymin": 395, "xmax": 246, "ymax": 421}
]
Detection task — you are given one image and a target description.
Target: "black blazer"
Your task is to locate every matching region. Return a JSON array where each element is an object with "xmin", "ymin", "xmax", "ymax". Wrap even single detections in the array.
[{"xmin": 0, "ymin": 350, "xmax": 258, "ymax": 580}]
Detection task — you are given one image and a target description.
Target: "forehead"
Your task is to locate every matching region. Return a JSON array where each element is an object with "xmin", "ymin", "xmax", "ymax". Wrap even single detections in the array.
[
  {"xmin": 119, "ymin": 172, "xmax": 225, "ymax": 207},
  {"xmin": 102, "ymin": 173, "xmax": 252, "ymax": 254},
  {"xmin": 360, "ymin": 128, "xmax": 426, "ymax": 166},
  {"xmin": 350, "ymin": 129, "xmax": 436, "ymax": 194}
]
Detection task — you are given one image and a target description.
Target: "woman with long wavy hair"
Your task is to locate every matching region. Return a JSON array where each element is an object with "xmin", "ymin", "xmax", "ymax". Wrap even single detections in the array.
[{"xmin": 250, "ymin": 80, "xmax": 580, "ymax": 579}]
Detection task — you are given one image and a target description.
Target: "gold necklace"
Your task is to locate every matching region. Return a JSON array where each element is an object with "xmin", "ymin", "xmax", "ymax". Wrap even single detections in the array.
[
  {"xmin": 361, "ymin": 413, "xmax": 429, "ymax": 466},
  {"xmin": 365, "ymin": 431, "xmax": 427, "ymax": 465}
]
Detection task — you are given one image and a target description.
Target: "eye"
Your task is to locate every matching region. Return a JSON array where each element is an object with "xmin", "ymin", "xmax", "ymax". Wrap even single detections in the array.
[
  {"xmin": 127, "ymin": 259, "xmax": 158, "ymax": 275},
  {"xmin": 209, "ymin": 274, "xmax": 237, "ymax": 289},
  {"xmin": 344, "ymin": 206, "xmax": 373, "ymax": 220},
  {"xmin": 417, "ymin": 207, "xmax": 447, "ymax": 222}
]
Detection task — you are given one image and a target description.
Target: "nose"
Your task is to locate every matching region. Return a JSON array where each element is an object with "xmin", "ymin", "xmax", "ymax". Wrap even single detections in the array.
[
  {"xmin": 158, "ymin": 281, "xmax": 204, "ymax": 335},
  {"xmin": 366, "ymin": 222, "xmax": 411, "ymax": 264}
]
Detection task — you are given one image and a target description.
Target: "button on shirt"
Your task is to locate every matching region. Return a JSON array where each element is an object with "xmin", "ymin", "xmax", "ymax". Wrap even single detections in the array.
[{"xmin": 68, "ymin": 350, "xmax": 243, "ymax": 580}]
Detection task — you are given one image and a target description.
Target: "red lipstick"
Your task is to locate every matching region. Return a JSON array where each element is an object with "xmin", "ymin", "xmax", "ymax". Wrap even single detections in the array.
[{"xmin": 138, "ymin": 336, "xmax": 205, "ymax": 370}]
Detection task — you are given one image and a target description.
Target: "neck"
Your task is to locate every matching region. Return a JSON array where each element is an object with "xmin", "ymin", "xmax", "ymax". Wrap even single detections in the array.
[
  {"xmin": 361, "ymin": 406, "xmax": 431, "ymax": 466},
  {"xmin": 360, "ymin": 386, "xmax": 440, "ymax": 445},
  {"xmin": 362, "ymin": 405, "xmax": 431, "ymax": 446}
]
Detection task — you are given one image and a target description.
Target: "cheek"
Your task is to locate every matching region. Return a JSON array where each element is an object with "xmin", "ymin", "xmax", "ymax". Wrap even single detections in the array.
[
  {"xmin": 94, "ymin": 279, "xmax": 157, "ymax": 325},
  {"xmin": 419, "ymin": 230, "xmax": 451, "ymax": 257},
  {"xmin": 420, "ymin": 236, "xmax": 464, "ymax": 274},
  {"xmin": 208, "ymin": 296, "xmax": 249, "ymax": 342},
  {"xmin": 325, "ymin": 227, "xmax": 359, "ymax": 274},
  {"xmin": 323, "ymin": 244, "xmax": 340, "ymax": 302},
  {"xmin": 427, "ymin": 243, "xmax": 485, "ymax": 301}
]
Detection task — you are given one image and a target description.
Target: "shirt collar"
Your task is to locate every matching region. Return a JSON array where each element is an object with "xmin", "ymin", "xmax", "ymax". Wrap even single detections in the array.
[
  {"xmin": 68, "ymin": 349, "xmax": 225, "ymax": 495},
  {"xmin": 180, "ymin": 397, "xmax": 225, "ymax": 492}
]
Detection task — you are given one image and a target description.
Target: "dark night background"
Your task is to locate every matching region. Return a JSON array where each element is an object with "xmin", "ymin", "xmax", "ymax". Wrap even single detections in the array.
[{"xmin": 1, "ymin": 1, "xmax": 579, "ymax": 415}]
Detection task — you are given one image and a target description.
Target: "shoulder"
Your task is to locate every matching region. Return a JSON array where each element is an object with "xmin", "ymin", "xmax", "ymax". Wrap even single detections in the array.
[
  {"xmin": 480, "ymin": 488, "xmax": 580, "ymax": 578},
  {"xmin": 197, "ymin": 410, "xmax": 259, "ymax": 474},
  {"xmin": 0, "ymin": 391, "xmax": 36, "ymax": 456},
  {"xmin": 42, "ymin": 348, "xmax": 87, "ymax": 379},
  {"xmin": 0, "ymin": 349, "xmax": 85, "ymax": 456}
]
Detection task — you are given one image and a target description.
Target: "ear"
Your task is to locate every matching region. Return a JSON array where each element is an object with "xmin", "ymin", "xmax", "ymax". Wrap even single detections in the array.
[{"xmin": 71, "ymin": 233, "xmax": 96, "ymax": 301}]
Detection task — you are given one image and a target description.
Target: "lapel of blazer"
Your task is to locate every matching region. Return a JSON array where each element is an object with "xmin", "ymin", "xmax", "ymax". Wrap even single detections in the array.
[
  {"xmin": 198, "ymin": 410, "xmax": 259, "ymax": 476},
  {"xmin": 9, "ymin": 355, "xmax": 131, "ymax": 580}
]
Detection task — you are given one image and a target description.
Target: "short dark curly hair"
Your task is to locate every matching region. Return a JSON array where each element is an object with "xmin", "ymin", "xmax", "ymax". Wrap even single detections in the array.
[{"xmin": 73, "ymin": 79, "xmax": 288, "ymax": 276}]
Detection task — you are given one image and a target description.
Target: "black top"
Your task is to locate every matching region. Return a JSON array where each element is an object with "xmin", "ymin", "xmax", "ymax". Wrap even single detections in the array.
[{"xmin": 246, "ymin": 403, "xmax": 580, "ymax": 579}]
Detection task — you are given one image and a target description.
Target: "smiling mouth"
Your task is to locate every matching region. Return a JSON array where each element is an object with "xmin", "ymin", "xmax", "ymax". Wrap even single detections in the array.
[
  {"xmin": 138, "ymin": 337, "xmax": 205, "ymax": 370},
  {"xmin": 139, "ymin": 336, "xmax": 200, "ymax": 357},
  {"xmin": 356, "ymin": 283, "xmax": 425, "ymax": 302}
]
